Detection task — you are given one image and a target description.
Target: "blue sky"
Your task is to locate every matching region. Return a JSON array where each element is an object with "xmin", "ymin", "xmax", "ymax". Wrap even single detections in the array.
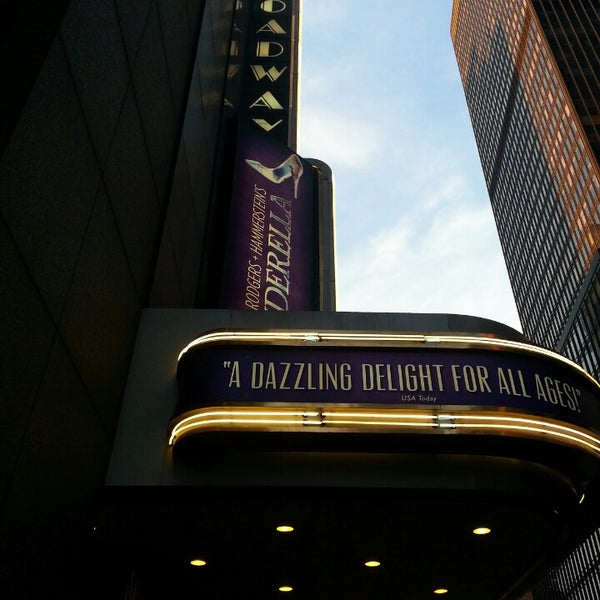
[{"xmin": 296, "ymin": 0, "xmax": 522, "ymax": 331}]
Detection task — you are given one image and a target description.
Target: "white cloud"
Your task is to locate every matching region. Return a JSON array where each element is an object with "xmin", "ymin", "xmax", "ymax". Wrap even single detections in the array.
[
  {"xmin": 298, "ymin": 108, "xmax": 384, "ymax": 169},
  {"xmin": 335, "ymin": 189, "xmax": 522, "ymax": 332},
  {"xmin": 299, "ymin": 0, "xmax": 348, "ymax": 31}
]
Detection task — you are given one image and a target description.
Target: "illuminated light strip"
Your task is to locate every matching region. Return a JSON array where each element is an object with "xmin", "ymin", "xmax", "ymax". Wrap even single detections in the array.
[
  {"xmin": 176, "ymin": 331, "xmax": 600, "ymax": 388},
  {"xmin": 168, "ymin": 407, "xmax": 600, "ymax": 456},
  {"xmin": 322, "ymin": 416, "xmax": 600, "ymax": 452},
  {"xmin": 324, "ymin": 412, "xmax": 600, "ymax": 453},
  {"xmin": 322, "ymin": 420, "xmax": 437, "ymax": 428},
  {"xmin": 169, "ymin": 409, "xmax": 326, "ymax": 445},
  {"xmin": 449, "ymin": 414, "xmax": 600, "ymax": 446},
  {"xmin": 168, "ymin": 408, "xmax": 436, "ymax": 445},
  {"xmin": 445, "ymin": 414, "xmax": 600, "ymax": 454},
  {"xmin": 450, "ymin": 423, "xmax": 600, "ymax": 454},
  {"xmin": 175, "ymin": 409, "xmax": 321, "ymax": 421},
  {"xmin": 320, "ymin": 411, "xmax": 434, "ymax": 420}
]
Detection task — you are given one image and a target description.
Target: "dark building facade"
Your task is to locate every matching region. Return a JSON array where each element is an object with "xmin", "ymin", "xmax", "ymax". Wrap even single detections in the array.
[
  {"xmin": 451, "ymin": 0, "xmax": 600, "ymax": 380},
  {"xmin": 1, "ymin": 1, "xmax": 338, "ymax": 595},
  {"xmin": 451, "ymin": 0, "xmax": 600, "ymax": 597},
  {"xmin": 0, "ymin": 0, "xmax": 234, "ymax": 595}
]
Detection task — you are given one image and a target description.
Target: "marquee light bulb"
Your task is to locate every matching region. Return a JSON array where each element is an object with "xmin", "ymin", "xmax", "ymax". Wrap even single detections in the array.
[
  {"xmin": 190, "ymin": 559, "xmax": 206, "ymax": 567},
  {"xmin": 473, "ymin": 527, "xmax": 491, "ymax": 535},
  {"xmin": 364, "ymin": 560, "xmax": 381, "ymax": 567}
]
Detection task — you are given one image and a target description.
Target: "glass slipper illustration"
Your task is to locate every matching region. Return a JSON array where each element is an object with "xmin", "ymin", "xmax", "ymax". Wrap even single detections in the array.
[{"xmin": 245, "ymin": 153, "xmax": 304, "ymax": 198}]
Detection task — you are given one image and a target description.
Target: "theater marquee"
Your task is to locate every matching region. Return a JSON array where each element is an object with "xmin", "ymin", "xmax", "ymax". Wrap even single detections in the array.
[{"xmin": 169, "ymin": 330, "xmax": 600, "ymax": 456}]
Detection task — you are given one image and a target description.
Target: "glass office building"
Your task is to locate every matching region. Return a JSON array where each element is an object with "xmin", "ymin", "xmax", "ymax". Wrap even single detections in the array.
[
  {"xmin": 451, "ymin": 0, "xmax": 600, "ymax": 380},
  {"xmin": 451, "ymin": 1, "xmax": 600, "ymax": 597}
]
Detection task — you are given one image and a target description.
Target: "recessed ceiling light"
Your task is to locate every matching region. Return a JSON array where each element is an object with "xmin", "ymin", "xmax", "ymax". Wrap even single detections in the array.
[
  {"xmin": 434, "ymin": 588, "xmax": 448, "ymax": 595},
  {"xmin": 190, "ymin": 559, "xmax": 207, "ymax": 567},
  {"xmin": 278, "ymin": 585, "xmax": 293, "ymax": 592},
  {"xmin": 364, "ymin": 560, "xmax": 381, "ymax": 567},
  {"xmin": 473, "ymin": 526, "xmax": 491, "ymax": 535},
  {"xmin": 276, "ymin": 525, "xmax": 294, "ymax": 533}
]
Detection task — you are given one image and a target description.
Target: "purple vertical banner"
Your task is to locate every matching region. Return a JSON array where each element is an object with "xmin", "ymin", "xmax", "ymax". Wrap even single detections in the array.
[{"xmin": 220, "ymin": 129, "xmax": 316, "ymax": 310}]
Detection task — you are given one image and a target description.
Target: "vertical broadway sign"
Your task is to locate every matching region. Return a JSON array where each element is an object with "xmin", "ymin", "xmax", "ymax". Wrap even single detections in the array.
[
  {"xmin": 245, "ymin": 0, "xmax": 293, "ymax": 144},
  {"xmin": 226, "ymin": 0, "xmax": 298, "ymax": 146},
  {"xmin": 221, "ymin": 0, "xmax": 319, "ymax": 310}
]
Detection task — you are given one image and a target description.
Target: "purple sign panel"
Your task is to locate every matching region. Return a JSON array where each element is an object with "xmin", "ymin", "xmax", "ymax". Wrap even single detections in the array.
[
  {"xmin": 177, "ymin": 345, "xmax": 600, "ymax": 431},
  {"xmin": 220, "ymin": 130, "xmax": 316, "ymax": 310}
]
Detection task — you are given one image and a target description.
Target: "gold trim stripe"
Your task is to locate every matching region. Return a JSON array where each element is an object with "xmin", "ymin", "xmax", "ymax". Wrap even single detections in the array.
[
  {"xmin": 168, "ymin": 406, "xmax": 600, "ymax": 457},
  {"xmin": 177, "ymin": 330, "xmax": 600, "ymax": 389}
]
